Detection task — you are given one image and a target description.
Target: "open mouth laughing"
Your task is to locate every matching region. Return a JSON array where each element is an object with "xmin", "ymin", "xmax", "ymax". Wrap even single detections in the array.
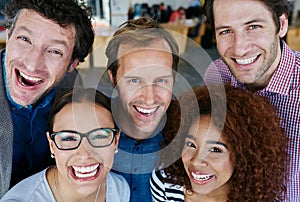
[
  {"xmin": 16, "ymin": 69, "xmax": 43, "ymax": 87},
  {"xmin": 71, "ymin": 164, "xmax": 101, "ymax": 180},
  {"xmin": 235, "ymin": 55, "xmax": 260, "ymax": 65}
]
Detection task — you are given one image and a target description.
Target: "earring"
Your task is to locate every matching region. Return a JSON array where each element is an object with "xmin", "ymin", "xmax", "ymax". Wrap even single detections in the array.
[
  {"xmin": 114, "ymin": 148, "xmax": 118, "ymax": 154},
  {"xmin": 51, "ymin": 153, "xmax": 55, "ymax": 158}
]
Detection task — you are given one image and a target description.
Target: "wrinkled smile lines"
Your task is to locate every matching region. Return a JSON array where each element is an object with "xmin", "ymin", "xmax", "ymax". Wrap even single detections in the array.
[
  {"xmin": 72, "ymin": 164, "xmax": 99, "ymax": 178},
  {"xmin": 235, "ymin": 55, "xmax": 258, "ymax": 65}
]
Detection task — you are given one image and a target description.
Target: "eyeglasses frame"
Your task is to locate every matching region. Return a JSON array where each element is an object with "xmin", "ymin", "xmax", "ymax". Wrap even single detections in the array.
[{"xmin": 49, "ymin": 128, "xmax": 119, "ymax": 150}]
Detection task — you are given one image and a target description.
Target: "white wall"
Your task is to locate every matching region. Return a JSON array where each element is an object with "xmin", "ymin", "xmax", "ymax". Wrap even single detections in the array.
[{"xmin": 110, "ymin": 0, "xmax": 197, "ymax": 27}]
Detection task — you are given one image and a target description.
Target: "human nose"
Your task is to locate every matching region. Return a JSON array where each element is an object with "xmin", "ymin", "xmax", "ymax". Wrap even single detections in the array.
[
  {"xmin": 75, "ymin": 138, "xmax": 92, "ymax": 159},
  {"xmin": 24, "ymin": 48, "xmax": 44, "ymax": 71},
  {"xmin": 232, "ymin": 31, "xmax": 250, "ymax": 56},
  {"xmin": 191, "ymin": 148, "xmax": 209, "ymax": 167},
  {"xmin": 141, "ymin": 84, "xmax": 156, "ymax": 105}
]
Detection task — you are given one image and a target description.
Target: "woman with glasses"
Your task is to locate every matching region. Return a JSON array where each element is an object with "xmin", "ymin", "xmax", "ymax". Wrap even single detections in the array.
[{"xmin": 1, "ymin": 88, "xmax": 130, "ymax": 201}]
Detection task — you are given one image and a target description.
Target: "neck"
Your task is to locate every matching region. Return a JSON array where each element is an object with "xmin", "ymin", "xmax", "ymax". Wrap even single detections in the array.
[
  {"xmin": 184, "ymin": 187, "xmax": 229, "ymax": 202},
  {"xmin": 48, "ymin": 166, "xmax": 104, "ymax": 202}
]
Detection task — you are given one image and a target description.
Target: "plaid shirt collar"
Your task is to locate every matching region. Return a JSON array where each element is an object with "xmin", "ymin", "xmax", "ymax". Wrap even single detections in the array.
[{"xmin": 231, "ymin": 40, "xmax": 296, "ymax": 96}]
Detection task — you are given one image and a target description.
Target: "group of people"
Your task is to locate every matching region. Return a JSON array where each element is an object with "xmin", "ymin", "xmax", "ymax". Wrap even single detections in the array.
[{"xmin": 0, "ymin": 0, "xmax": 299, "ymax": 202}]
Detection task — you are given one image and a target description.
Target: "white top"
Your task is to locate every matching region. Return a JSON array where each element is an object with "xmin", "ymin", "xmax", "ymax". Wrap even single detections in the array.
[{"xmin": 1, "ymin": 167, "xmax": 130, "ymax": 202}]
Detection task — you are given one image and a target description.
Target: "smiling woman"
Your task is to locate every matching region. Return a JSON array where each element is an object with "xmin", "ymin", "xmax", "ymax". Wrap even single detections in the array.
[
  {"xmin": 1, "ymin": 88, "xmax": 130, "ymax": 202},
  {"xmin": 151, "ymin": 84, "xmax": 288, "ymax": 201}
]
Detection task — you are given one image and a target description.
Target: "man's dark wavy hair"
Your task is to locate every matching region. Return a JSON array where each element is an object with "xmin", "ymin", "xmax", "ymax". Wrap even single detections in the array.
[
  {"xmin": 203, "ymin": 0, "xmax": 289, "ymax": 37},
  {"xmin": 3, "ymin": 0, "xmax": 95, "ymax": 63}
]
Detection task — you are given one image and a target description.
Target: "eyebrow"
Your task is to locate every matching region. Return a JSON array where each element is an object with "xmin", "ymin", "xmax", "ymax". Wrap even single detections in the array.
[
  {"xmin": 123, "ymin": 74, "xmax": 173, "ymax": 79},
  {"xmin": 186, "ymin": 135, "xmax": 228, "ymax": 148},
  {"xmin": 206, "ymin": 140, "xmax": 228, "ymax": 149},
  {"xmin": 15, "ymin": 26, "xmax": 69, "ymax": 48},
  {"xmin": 215, "ymin": 18, "xmax": 267, "ymax": 31}
]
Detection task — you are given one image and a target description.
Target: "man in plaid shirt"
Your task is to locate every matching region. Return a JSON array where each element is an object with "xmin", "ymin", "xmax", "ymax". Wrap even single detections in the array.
[{"xmin": 203, "ymin": 0, "xmax": 299, "ymax": 201}]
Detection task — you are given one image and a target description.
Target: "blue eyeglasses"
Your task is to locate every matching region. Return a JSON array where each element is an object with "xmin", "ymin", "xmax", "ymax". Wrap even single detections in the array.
[{"xmin": 49, "ymin": 128, "xmax": 119, "ymax": 150}]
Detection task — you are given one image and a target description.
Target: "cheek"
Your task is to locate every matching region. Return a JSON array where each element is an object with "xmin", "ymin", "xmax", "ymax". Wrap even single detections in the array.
[
  {"xmin": 160, "ymin": 90, "xmax": 172, "ymax": 104},
  {"xmin": 216, "ymin": 39, "xmax": 229, "ymax": 55},
  {"xmin": 181, "ymin": 151, "xmax": 191, "ymax": 167},
  {"xmin": 54, "ymin": 152, "xmax": 72, "ymax": 170},
  {"xmin": 100, "ymin": 149, "xmax": 115, "ymax": 168}
]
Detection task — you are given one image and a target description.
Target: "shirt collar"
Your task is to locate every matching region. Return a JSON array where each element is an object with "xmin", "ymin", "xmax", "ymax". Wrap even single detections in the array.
[
  {"xmin": 231, "ymin": 40, "xmax": 295, "ymax": 95},
  {"xmin": 120, "ymin": 130, "xmax": 164, "ymax": 145}
]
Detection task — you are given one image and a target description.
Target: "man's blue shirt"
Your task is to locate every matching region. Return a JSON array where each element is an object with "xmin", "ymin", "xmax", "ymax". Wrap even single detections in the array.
[{"xmin": 112, "ymin": 131, "xmax": 163, "ymax": 202}]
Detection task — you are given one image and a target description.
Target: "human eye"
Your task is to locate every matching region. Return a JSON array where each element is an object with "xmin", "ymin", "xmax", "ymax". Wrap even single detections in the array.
[
  {"xmin": 59, "ymin": 132, "xmax": 79, "ymax": 142},
  {"xmin": 156, "ymin": 78, "xmax": 169, "ymax": 85},
  {"xmin": 17, "ymin": 35, "xmax": 31, "ymax": 44},
  {"xmin": 208, "ymin": 147, "xmax": 222, "ymax": 153},
  {"xmin": 185, "ymin": 140, "xmax": 196, "ymax": 149},
  {"xmin": 218, "ymin": 29, "xmax": 232, "ymax": 36},
  {"xmin": 48, "ymin": 49, "xmax": 63, "ymax": 57},
  {"xmin": 248, "ymin": 24, "xmax": 261, "ymax": 30},
  {"xmin": 129, "ymin": 78, "xmax": 140, "ymax": 84},
  {"xmin": 90, "ymin": 129, "xmax": 112, "ymax": 140}
]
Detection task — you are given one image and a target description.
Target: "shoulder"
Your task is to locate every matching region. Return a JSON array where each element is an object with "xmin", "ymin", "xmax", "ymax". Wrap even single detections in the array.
[
  {"xmin": 150, "ymin": 169, "xmax": 184, "ymax": 202},
  {"xmin": 1, "ymin": 168, "xmax": 54, "ymax": 201},
  {"xmin": 106, "ymin": 172, "xmax": 130, "ymax": 202},
  {"xmin": 204, "ymin": 58, "xmax": 233, "ymax": 85}
]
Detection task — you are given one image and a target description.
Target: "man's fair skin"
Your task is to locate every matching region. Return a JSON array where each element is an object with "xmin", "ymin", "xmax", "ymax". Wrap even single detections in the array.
[
  {"xmin": 213, "ymin": 0, "xmax": 288, "ymax": 90},
  {"xmin": 5, "ymin": 9, "xmax": 78, "ymax": 106},
  {"xmin": 108, "ymin": 39, "xmax": 174, "ymax": 140}
]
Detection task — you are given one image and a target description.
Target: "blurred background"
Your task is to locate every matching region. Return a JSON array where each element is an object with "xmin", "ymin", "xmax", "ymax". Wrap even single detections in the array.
[{"xmin": 0, "ymin": 0, "xmax": 299, "ymax": 90}]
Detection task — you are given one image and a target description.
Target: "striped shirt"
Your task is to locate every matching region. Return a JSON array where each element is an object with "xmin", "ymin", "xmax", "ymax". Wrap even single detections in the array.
[
  {"xmin": 150, "ymin": 169, "xmax": 184, "ymax": 202},
  {"xmin": 204, "ymin": 40, "xmax": 300, "ymax": 202}
]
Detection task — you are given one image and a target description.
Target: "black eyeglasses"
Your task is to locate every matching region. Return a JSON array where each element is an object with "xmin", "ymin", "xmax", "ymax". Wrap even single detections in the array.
[{"xmin": 49, "ymin": 128, "xmax": 119, "ymax": 150}]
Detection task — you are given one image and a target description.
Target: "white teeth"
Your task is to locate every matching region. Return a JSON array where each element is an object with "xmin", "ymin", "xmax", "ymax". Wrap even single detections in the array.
[
  {"xmin": 191, "ymin": 172, "xmax": 213, "ymax": 181},
  {"xmin": 72, "ymin": 164, "xmax": 99, "ymax": 178},
  {"xmin": 19, "ymin": 71, "xmax": 42, "ymax": 82},
  {"xmin": 74, "ymin": 169, "xmax": 98, "ymax": 178},
  {"xmin": 236, "ymin": 55, "xmax": 257, "ymax": 65},
  {"xmin": 135, "ymin": 106, "xmax": 157, "ymax": 114}
]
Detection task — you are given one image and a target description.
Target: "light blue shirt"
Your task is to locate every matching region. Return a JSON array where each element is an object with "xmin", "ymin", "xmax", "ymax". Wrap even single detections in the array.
[{"xmin": 1, "ymin": 167, "xmax": 130, "ymax": 201}]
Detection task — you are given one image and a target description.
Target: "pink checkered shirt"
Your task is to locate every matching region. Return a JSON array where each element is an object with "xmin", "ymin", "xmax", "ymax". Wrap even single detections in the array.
[{"xmin": 204, "ymin": 40, "xmax": 300, "ymax": 201}]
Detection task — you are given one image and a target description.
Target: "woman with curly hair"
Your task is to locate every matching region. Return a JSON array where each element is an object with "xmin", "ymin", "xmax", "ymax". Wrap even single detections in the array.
[{"xmin": 150, "ymin": 84, "xmax": 288, "ymax": 201}]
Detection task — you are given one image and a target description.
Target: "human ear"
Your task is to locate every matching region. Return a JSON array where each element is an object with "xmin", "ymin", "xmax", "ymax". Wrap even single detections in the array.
[
  {"xmin": 278, "ymin": 13, "xmax": 288, "ymax": 38},
  {"xmin": 108, "ymin": 69, "xmax": 116, "ymax": 87},
  {"xmin": 68, "ymin": 58, "xmax": 80, "ymax": 72},
  {"xmin": 47, "ymin": 132, "xmax": 55, "ymax": 155}
]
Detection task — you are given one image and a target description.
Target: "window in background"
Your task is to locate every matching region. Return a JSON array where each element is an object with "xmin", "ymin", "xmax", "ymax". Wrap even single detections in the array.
[{"xmin": 85, "ymin": 0, "xmax": 110, "ymax": 24}]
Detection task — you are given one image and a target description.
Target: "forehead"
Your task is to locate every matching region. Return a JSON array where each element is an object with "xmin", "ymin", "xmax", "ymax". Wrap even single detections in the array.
[
  {"xmin": 189, "ymin": 115, "xmax": 223, "ymax": 142},
  {"xmin": 14, "ymin": 9, "xmax": 76, "ymax": 39},
  {"xmin": 117, "ymin": 38, "xmax": 172, "ymax": 61},
  {"xmin": 213, "ymin": 0, "xmax": 273, "ymax": 25},
  {"xmin": 53, "ymin": 102, "xmax": 114, "ymax": 132},
  {"xmin": 116, "ymin": 39, "xmax": 173, "ymax": 77}
]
